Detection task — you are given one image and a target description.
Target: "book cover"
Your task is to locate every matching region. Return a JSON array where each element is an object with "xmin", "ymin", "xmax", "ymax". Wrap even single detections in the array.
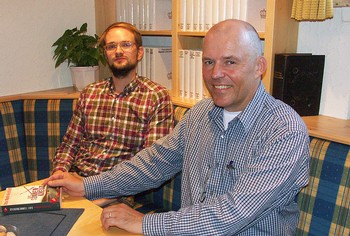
[
  {"xmin": 240, "ymin": 0, "xmax": 266, "ymax": 32},
  {"xmin": 151, "ymin": 0, "xmax": 172, "ymax": 30},
  {"xmin": 145, "ymin": 47, "xmax": 151, "ymax": 79},
  {"xmin": 151, "ymin": 47, "xmax": 172, "ymax": 89},
  {"xmin": 1, "ymin": 185, "xmax": 62, "ymax": 215},
  {"xmin": 179, "ymin": 0, "xmax": 186, "ymax": 31},
  {"xmin": 218, "ymin": 0, "xmax": 227, "ymax": 22},
  {"xmin": 204, "ymin": 0, "xmax": 213, "ymax": 31},
  {"xmin": 179, "ymin": 49, "xmax": 185, "ymax": 97},
  {"xmin": 198, "ymin": 0, "xmax": 205, "ymax": 32},
  {"xmin": 194, "ymin": 50, "xmax": 203, "ymax": 100},
  {"xmin": 183, "ymin": 49, "xmax": 190, "ymax": 98},
  {"xmin": 186, "ymin": 0, "xmax": 194, "ymax": 31},
  {"xmin": 189, "ymin": 50, "xmax": 196, "ymax": 99},
  {"xmin": 212, "ymin": 0, "xmax": 219, "ymax": 26},
  {"xmin": 193, "ymin": 0, "xmax": 200, "ymax": 31}
]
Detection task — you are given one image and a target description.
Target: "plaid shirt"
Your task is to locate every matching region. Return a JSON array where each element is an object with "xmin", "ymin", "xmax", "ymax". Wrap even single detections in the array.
[
  {"xmin": 53, "ymin": 76, "xmax": 174, "ymax": 176},
  {"xmin": 85, "ymin": 82, "xmax": 310, "ymax": 235}
]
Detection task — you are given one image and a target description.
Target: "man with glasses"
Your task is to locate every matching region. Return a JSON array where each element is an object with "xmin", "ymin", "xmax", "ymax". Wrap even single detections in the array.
[
  {"xmin": 45, "ymin": 20, "xmax": 310, "ymax": 235},
  {"xmin": 51, "ymin": 22, "xmax": 174, "ymax": 206}
]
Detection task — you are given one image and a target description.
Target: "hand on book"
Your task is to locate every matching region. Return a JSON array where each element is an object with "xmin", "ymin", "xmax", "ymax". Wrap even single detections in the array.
[{"xmin": 43, "ymin": 171, "xmax": 85, "ymax": 197}]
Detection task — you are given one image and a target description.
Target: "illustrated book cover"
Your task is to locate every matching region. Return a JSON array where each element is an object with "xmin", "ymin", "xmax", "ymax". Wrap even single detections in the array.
[{"xmin": 1, "ymin": 185, "xmax": 62, "ymax": 215}]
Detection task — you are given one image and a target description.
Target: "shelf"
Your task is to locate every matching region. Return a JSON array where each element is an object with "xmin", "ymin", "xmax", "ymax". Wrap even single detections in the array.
[
  {"xmin": 177, "ymin": 31, "xmax": 265, "ymax": 39},
  {"xmin": 140, "ymin": 30, "xmax": 172, "ymax": 36}
]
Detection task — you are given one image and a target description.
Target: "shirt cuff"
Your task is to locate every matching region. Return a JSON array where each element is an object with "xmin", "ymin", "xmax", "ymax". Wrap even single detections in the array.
[
  {"xmin": 143, "ymin": 213, "xmax": 168, "ymax": 236},
  {"xmin": 83, "ymin": 174, "xmax": 105, "ymax": 200}
]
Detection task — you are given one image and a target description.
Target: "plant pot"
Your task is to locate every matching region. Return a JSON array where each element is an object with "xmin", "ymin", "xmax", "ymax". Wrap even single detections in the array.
[{"xmin": 70, "ymin": 66, "xmax": 99, "ymax": 91}]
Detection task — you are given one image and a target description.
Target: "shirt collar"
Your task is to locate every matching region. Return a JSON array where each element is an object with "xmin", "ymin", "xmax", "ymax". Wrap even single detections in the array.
[
  {"xmin": 107, "ymin": 76, "xmax": 139, "ymax": 97},
  {"xmin": 208, "ymin": 81, "xmax": 267, "ymax": 132}
]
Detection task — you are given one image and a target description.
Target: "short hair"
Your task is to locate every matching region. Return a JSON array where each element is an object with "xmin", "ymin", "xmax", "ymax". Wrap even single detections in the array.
[{"xmin": 98, "ymin": 22, "xmax": 143, "ymax": 48}]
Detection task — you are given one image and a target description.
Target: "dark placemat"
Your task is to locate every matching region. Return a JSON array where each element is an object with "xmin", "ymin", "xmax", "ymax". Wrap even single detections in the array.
[{"xmin": 0, "ymin": 208, "xmax": 84, "ymax": 236}]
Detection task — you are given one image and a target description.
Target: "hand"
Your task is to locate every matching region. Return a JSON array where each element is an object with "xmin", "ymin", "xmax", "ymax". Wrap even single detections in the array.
[
  {"xmin": 42, "ymin": 172, "xmax": 85, "ymax": 197},
  {"xmin": 101, "ymin": 203, "xmax": 144, "ymax": 234}
]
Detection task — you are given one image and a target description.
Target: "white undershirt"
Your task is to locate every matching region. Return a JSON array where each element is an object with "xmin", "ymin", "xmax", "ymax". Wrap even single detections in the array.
[{"xmin": 223, "ymin": 109, "xmax": 241, "ymax": 130}]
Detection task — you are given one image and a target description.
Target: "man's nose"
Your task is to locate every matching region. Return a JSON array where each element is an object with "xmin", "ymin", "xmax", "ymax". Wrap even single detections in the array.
[{"xmin": 211, "ymin": 63, "xmax": 224, "ymax": 79}]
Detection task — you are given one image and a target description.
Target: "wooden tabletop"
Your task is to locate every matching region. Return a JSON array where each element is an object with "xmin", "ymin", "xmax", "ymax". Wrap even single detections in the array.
[{"xmin": 0, "ymin": 181, "xmax": 139, "ymax": 236}]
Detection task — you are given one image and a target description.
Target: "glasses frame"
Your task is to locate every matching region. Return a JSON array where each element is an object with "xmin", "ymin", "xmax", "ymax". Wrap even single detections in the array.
[{"xmin": 104, "ymin": 41, "xmax": 136, "ymax": 52}]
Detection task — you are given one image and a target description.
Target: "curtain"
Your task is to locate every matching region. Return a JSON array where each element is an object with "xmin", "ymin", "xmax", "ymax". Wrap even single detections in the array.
[{"xmin": 291, "ymin": 0, "xmax": 334, "ymax": 21}]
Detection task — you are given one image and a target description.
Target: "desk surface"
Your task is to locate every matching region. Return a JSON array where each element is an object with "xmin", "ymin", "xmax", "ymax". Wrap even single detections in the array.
[{"xmin": 0, "ymin": 181, "xmax": 139, "ymax": 236}]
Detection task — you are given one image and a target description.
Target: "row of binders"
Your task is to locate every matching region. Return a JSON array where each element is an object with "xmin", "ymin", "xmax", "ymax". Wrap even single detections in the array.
[
  {"xmin": 116, "ymin": 0, "xmax": 172, "ymax": 31},
  {"xmin": 116, "ymin": 0, "xmax": 266, "ymax": 32},
  {"xmin": 137, "ymin": 48, "xmax": 208, "ymax": 101},
  {"xmin": 179, "ymin": 49, "xmax": 209, "ymax": 101},
  {"xmin": 137, "ymin": 47, "xmax": 172, "ymax": 90},
  {"xmin": 180, "ymin": 0, "xmax": 266, "ymax": 32}
]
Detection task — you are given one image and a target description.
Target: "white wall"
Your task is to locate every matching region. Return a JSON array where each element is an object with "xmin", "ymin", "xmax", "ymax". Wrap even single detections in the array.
[
  {"xmin": 0, "ymin": 0, "xmax": 95, "ymax": 96},
  {"xmin": 297, "ymin": 8, "xmax": 350, "ymax": 119}
]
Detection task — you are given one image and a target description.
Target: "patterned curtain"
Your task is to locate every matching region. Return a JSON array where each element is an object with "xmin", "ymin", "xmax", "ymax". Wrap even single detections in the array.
[{"xmin": 291, "ymin": 0, "xmax": 334, "ymax": 21}]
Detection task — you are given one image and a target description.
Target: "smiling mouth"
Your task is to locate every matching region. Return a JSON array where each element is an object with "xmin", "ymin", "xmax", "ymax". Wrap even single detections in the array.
[{"xmin": 213, "ymin": 85, "xmax": 232, "ymax": 89}]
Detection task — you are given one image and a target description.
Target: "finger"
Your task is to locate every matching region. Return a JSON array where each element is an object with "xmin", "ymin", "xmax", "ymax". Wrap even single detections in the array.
[
  {"xmin": 101, "ymin": 210, "xmax": 114, "ymax": 230},
  {"xmin": 46, "ymin": 179, "xmax": 66, "ymax": 187}
]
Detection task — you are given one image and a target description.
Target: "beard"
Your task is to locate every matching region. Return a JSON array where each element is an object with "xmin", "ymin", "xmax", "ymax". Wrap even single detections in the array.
[{"xmin": 109, "ymin": 61, "xmax": 137, "ymax": 78}]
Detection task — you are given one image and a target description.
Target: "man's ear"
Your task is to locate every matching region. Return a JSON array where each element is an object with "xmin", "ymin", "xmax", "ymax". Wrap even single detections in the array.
[
  {"xmin": 256, "ymin": 56, "xmax": 267, "ymax": 77},
  {"xmin": 137, "ymin": 46, "xmax": 144, "ymax": 61}
]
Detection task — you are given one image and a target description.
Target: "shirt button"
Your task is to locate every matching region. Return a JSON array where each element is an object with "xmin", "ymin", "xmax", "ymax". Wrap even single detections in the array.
[
  {"xmin": 221, "ymin": 134, "xmax": 224, "ymax": 139},
  {"xmin": 112, "ymin": 116, "xmax": 115, "ymax": 120}
]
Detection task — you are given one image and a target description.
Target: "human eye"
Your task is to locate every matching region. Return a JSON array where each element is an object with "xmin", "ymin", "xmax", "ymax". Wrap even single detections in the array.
[
  {"xmin": 120, "ymin": 41, "xmax": 133, "ymax": 49},
  {"xmin": 203, "ymin": 59, "xmax": 214, "ymax": 65},
  {"xmin": 105, "ymin": 44, "xmax": 117, "ymax": 51}
]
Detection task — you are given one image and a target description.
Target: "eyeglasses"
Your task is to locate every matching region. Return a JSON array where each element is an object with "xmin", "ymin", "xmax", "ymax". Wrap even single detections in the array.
[{"xmin": 104, "ymin": 41, "xmax": 136, "ymax": 52}]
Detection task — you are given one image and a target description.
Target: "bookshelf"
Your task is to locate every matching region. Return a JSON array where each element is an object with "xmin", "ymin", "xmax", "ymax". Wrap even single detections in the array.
[{"xmin": 95, "ymin": 0, "xmax": 299, "ymax": 107}]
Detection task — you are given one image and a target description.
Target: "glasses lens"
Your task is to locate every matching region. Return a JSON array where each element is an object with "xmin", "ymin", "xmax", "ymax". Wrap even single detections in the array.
[
  {"xmin": 105, "ymin": 44, "xmax": 117, "ymax": 51},
  {"xmin": 105, "ymin": 42, "xmax": 134, "ymax": 52},
  {"xmin": 120, "ymin": 41, "xmax": 134, "ymax": 50}
]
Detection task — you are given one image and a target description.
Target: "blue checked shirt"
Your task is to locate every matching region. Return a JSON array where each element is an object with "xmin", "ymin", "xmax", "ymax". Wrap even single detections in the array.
[{"xmin": 85, "ymin": 82, "xmax": 310, "ymax": 235}]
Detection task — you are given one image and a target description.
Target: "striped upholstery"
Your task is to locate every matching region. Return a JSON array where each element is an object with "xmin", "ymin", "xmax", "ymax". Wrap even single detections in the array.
[
  {"xmin": 134, "ymin": 105, "xmax": 188, "ymax": 213},
  {"xmin": 1, "ymin": 99, "xmax": 350, "ymax": 235},
  {"xmin": 23, "ymin": 99, "xmax": 77, "ymax": 182},
  {"xmin": 297, "ymin": 137, "xmax": 350, "ymax": 236},
  {"xmin": 0, "ymin": 101, "xmax": 29, "ymax": 190}
]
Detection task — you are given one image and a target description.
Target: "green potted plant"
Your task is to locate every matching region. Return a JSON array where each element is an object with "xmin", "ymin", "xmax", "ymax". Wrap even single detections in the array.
[{"xmin": 52, "ymin": 23, "xmax": 106, "ymax": 91}]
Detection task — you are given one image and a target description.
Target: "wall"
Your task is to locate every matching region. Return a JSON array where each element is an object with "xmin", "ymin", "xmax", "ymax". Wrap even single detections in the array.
[
  {"xmin": 297, "ymin": 7, "xmax": 350, "ymax": 119},
  {"xmin": 0, "ymin": 0, "xmax": 95, "ymax": 96}
]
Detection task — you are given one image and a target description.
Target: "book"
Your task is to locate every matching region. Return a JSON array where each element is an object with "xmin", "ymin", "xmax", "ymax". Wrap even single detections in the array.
[
  {"xmin": 240, "ymin": 0, "xmax": 266, "ymax": 32},
  {"xmin": 1, "ymin": 185, "xmax": 62, "ymax": 215},
  {"xmin": 186, "ymin": 0, "xmax": 194, "ymax": 31},
  {"xmin": 179, "ymin": 0, "xmax": 186, "ymax": 31},
  {"xmin": 179, "ymin": 49, "xmax": 185, "ymax": 97},
  {"xmin": 150, "ymin": 0, "xmax": 172, "ymax": 30},
  {"xmin": 198, "ymin": 0, "xmax": 205, "ymax": 31},
  {"xmin": 150, "ymin": 47, "xmax": 172, "ymax": 89},
  {"xmin": 218, "ymin": 0, "xmax": 227, "ymax": 22},
  {"xmin": 194, "ymin": 50, "xmax": 203, "ymax": 100},
  {"xmin": 183, "ymin": 49, "xmax": 190, "ymax": 98},
  {"xmin": 145, "ymin": 47, "xmax": 151, "ymax": 79},
  {"xmin": 204, "ymin": 0, "xmax": 213, "ymax": 31},
  {"xmin": 193, "ymin": 0, "xmax": 200, "ymax": 31},
  {"xmin": 212, "ymin": 0, "xmax": 219, "ymax": 26},
  {"xmin": 189, "ymin": 50, "xmax": 196, "ymax": 99}
]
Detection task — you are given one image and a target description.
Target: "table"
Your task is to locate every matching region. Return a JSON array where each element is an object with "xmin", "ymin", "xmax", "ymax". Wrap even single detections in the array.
[{"xmin": 0, "ymin": 181, "xmax": 140, "ymax": 236}]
